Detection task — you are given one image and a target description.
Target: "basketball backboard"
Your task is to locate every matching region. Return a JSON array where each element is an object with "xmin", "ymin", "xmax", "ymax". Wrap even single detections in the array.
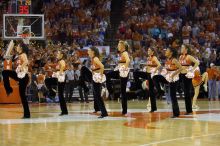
[{"xmin": 3, "ymin": 14, "xmax": 44, "ymax": 40}]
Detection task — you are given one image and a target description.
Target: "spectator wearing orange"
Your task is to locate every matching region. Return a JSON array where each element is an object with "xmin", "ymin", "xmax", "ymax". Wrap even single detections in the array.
[
  {"xmin": 35, "ymin": 70, "xmax": 47, "ymax": 102},
  {"xmin": 206, "ymin": 63, "xmax": 219, "ymax": 100},
  {"xmin": 132, "ymin": 31, "xmax": 143, "ymax": 50}
]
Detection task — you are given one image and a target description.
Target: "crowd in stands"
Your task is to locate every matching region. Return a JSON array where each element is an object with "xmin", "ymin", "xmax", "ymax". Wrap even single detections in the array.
[
  {"xmin": 116, "ymin": 0, "xmax": 220, "ymax": 69},
  {"xmin": 43, "ymin": 0, "xmax": 110, "ymax": 46}
]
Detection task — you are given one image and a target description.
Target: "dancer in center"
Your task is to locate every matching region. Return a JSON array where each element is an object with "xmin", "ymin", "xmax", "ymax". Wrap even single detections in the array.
[
  {"xmin": 153, "ymin": 48, "xmax": 182, "ymax": 118},
  {"xmin": 133, "ymin": 47, "xmax": 161, "ymax": 112},
  {"xmin": 88, "ymin": 47, "xmax": 108, "ymax": 118},
  {"xmin": 106, "ymin": 40, "xmax": 130, "ymax": 115},
  {"xmin": 179, "ymin": 44, "xmax": 199, "ymax": 115}
]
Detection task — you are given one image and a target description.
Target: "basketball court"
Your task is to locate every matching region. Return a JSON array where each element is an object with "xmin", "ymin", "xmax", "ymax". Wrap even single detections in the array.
[{"xmin": 1, "ymin": 100, "xmax": 220, "ymax": 146}]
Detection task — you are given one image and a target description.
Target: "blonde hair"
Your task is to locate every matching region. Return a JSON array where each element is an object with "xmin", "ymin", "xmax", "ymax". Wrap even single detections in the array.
[{"xmin": 119, "ymin": 40, "xmax": 129, "ymax": 51}]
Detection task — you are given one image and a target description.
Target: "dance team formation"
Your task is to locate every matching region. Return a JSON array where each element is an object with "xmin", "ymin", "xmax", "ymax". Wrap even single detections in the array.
[{"xmin": 3, "ymin": 39, "xmax": 217, "ymax": 119}]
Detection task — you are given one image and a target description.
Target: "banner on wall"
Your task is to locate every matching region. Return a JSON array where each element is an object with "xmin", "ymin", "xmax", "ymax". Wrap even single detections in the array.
[{"xmin": 76, "ymin": 46, "xmax": 110, "ymax": 58}]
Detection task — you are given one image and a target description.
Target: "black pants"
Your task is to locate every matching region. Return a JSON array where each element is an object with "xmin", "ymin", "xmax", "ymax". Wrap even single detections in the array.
[
  {"xmin": 80, "ymin": 66, "xmax": 92, "ymax": 82},
  {"xmin": 106, "ymin": 70, "xmax": 128, "ymax": 114},
  {"xmin": 93, "ymin": 81, "xmax": 108, "ymax": 116},
  {"xmin": 45, "ymin": 77, "xmax": 58, "ymax": 98},
  {"xmin": 58, "ymin": 82, "xmax": 68, "ymax": 114},
  {"xmin": 78, "ymin": 84, "xmax": 89, "ymax": 102},
  {"xmin": 153, "ymin": 75, "xmax": 180, "ymax": 116},
  {"xmin": 180, "ymin": 74, "xmax": 192, "ymax": 113},
  {"xmin": 76, "ymin": 79, "xmax": 89, "ymax": 102},
  {"xmin": 2, "ymin": 70, "xmax": 30, "ymax": 117},
  {"xmin": 80, "ymin": 66, "xmax": 92, "ymax": 102},
  {"xmin": 133, "ymin": 71, "xmax": 157, "ymax": 111}
]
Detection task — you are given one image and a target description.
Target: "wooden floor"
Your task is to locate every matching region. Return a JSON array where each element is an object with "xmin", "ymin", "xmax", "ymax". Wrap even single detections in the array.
[{"xmin": 0, "ymin": 99, "xmax": 220, "ymax": 146}]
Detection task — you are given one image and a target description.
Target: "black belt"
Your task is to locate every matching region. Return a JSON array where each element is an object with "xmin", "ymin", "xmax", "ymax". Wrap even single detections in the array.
[{"xmin": 182, "ymin": 65, "xmax": 190, "ymax": 66}]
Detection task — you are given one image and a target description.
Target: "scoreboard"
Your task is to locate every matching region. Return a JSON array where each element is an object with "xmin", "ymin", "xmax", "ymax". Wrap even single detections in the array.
[{"xmin": 17, "ymin": 0, "xmax": 31, "ymax": 14}]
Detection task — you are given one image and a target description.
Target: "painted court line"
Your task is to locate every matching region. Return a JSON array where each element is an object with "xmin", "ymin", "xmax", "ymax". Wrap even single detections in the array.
[
  {"xmin": 140, "ymin": 133, "xmax": 220, "ymax": 146},
  {"xmin": 176, "ymin": 113, "xmax": 220, "ymax": 122}
]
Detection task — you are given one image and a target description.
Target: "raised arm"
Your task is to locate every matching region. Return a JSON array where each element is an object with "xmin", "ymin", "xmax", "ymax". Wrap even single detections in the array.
[{"xmin": 187, "ymin": 55, "xmax": 199, "ymax": 70}]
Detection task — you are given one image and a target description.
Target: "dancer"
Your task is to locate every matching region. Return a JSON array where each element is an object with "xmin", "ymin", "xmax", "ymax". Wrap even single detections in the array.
[
  {"xmin": 192, "ymin": 71, "xmax": 208, "ymax": 109},
  {"xmin": 88, "ymin": 47, "xmax": 108, "ymax": 118},
  {"xmin": 54, "ymin": 50, "xmax": 68, "ymax": 116},
  {"xmin": 179, "ymin": 44, "xmax": 199, "ymax": 115},
  {"xmin": 133, "ymin": 47, "xmax": 161, "ymax": 112},
  {"xmin": 153, "ymin": 48, "xmax": 182, "ymax": 118},
  {"xmin": 2, "ymin": 42, "xmax": 30, "ymax": 118},
  {"xmin": 106, "ymin": 40, "xmax": 130, "ymax": 115}
]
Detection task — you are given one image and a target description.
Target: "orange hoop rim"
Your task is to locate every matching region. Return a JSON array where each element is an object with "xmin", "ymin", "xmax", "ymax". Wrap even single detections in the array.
[{"xmin": 19, "ymin": 33, "xmax": 31, "ymax": 38}]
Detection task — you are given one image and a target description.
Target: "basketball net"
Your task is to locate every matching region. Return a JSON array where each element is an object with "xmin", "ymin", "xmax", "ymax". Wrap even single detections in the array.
[{"xmin": 19, "ymin": 33, "xmax": 30, "ymax": 45}]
